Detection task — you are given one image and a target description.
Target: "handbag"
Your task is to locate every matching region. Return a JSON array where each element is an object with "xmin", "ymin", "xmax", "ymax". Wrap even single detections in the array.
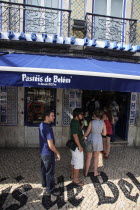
[{"xmin": 66, "ymin": 139, "xmax": 77, "ymax": 151}]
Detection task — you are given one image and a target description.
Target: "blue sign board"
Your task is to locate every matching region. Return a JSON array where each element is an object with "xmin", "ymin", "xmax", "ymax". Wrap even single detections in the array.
[{"xmin": 0, "ymin": 71, "xmax": 140, "ymax": 92}]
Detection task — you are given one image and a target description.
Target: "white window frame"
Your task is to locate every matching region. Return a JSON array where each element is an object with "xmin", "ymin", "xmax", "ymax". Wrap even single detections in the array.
[
  {"xmin": 25, "ymin": 0, "xmax": 63, "ymax": 35},
  {"xmin": 92, "ymin": 0, "xmax": 127, "ymax": 42},
  {"xmin": 92, "ymin": 0, "xmax": 126, "ymax": 18}
]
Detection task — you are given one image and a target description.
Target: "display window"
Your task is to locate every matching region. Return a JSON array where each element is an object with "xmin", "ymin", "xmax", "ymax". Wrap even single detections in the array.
[{"xmin": 25, "ymin": 87, "xmax": 56, "ymax": 126}]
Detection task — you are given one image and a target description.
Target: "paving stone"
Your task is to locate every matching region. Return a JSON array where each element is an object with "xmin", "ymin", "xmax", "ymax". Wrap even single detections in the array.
[{"xmin": 0, "ymin": 146, "xmax": 140, "ymax": 209}]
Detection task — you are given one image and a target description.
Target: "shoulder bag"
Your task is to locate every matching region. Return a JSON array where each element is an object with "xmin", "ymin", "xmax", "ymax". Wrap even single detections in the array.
[{"xmin": 66, "ymin": 139, "xmax": 77, "ymax": 151}]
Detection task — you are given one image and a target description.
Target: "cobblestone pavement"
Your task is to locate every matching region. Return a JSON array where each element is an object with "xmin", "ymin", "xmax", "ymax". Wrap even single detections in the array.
[{"xmin": 0, "ymin": 146, "xmax": 140, "ymax": 210}]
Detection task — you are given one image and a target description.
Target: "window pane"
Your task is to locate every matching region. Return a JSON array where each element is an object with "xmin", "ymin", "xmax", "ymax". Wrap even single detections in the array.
[
  {"xmin": 26, "ymin": 0, "xmax": 59, "ymax": 7},
  {"xmin": 26, "ymin": 0, "xmax": 41, "ymax": 6},
  {"xmin": 94, "ymin": 0, "xmax": 107, "ymax": 15},
  {"xmin": 94, "ymin": 0, "xmax": 107, "ymax": 40},
  {"xmin": 110, "ymin": 0, "xmax": 124, "ymax": 42},
  {"xmin": 44, "ymin": 0, "xmax": 59, "ymax": 8},
  {"xmin": 111, "ymin": 0, "xmax": 123, "ymax": 17},
  {"xmin": 25, "ymin": 87, "xmax": 56, "ymax": 125}
]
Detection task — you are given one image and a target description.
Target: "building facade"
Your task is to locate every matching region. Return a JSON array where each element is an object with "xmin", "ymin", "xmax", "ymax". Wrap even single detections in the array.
[{"xmin": 0, "ymin": 0, "xmax": 140, "ymax": 148}]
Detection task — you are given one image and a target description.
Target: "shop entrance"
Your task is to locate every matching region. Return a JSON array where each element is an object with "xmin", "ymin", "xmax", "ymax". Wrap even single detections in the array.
[{"xmin": 82, "ymin": 90, "xmax": 131, "ymax": 141}]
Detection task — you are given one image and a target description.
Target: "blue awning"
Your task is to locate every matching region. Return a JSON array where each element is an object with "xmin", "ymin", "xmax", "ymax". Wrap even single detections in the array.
[{"xmin": 0, "ymin": 53, "xmax": 140, "ymax": 92}]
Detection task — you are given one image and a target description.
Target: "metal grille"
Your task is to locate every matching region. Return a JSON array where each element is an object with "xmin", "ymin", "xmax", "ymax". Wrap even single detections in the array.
[
  {"xmin": 85, "ymin": 13, "xmax": 137, "ymax": 44},
  {"xmin": 0, "ymin": 1, "xmax": 71, "ymax": 36}
]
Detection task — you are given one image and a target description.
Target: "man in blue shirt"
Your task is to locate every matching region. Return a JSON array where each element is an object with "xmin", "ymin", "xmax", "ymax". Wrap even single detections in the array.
[{"xmin": 39, "ymin": 110, "xmax": 61, "ymax": 196}]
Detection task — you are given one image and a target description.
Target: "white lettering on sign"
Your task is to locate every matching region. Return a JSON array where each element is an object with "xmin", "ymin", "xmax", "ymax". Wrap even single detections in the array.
[
  {"xmin": 22, "ymin": 74, "xmax": 71, "ymax": 84},
  {"xmin": 53, "ymin": 75, "xmax": 71, "ymax": 83},
  {"xmin": 44, "ymin": 76, "xmax": 52, "ymax": 82},
  {"xmin": 22, "ymin": 74, "xmax": 43, "ymax": 82}
]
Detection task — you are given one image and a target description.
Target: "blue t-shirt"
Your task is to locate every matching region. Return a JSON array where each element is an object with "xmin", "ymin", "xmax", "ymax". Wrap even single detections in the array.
[{"xmin": 39, "ymin": 122, "xmax": 55, "ymax": 156}]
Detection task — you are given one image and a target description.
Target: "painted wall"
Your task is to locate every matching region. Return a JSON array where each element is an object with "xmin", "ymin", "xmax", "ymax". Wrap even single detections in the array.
[
  {"xmin": 132, "ymin": 0, "xmax": 140, "ymax": 45},
  {"xmin": 0, "ymin": 87, "xmax": 25, "ymax": 147},
  {"xmin": 0, "ymin": 87, "xmax": 69, "ymax": 147}
]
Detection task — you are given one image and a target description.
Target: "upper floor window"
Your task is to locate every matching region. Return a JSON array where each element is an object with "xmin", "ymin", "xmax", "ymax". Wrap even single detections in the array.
[
  {"xmin": 26, "ymin": 0, "xmax": 59, "ymax": 8},
  {"xmin": 25, "ymin": 0, "xmax": 70, "ymax": 36},
  {"xmin": 89, "ymin": 0, "xmax": 126, "ymax": 42},
  {"xmin": 93, "ymin": 0, "xmax": 125, "ymax": 18},
  {"xmin": 0, "ymin": 0, "xmax": 70, "ymax": 36}
]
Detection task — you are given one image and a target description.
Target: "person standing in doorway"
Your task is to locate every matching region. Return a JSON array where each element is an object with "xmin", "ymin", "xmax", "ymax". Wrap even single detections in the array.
[
  {"xmin": 95, "ymin": 96, "xmax": 100, "ymax": 110},
  {"xmin": 102, "ymin": 109, "xmax": 114, "ymax": 159},
  {"xmin": 86, "ymin": 97, "xmax": 95, "ymax": 116},
  {"xmin": 39, "ymin": 110, "xmax": 61, "ymax": 196},
  {"xmin": 110, "ymin": 98, "xmax": 119, "ymax": 142},
  {"xmin": 82, "ymin": 110, "xmax": 91, "ymax": 134},
  {"xmin": 70, "ymin": 108, "xmax": 84, "ymax": 186},
  {"xmin": 83, "ymin": 110, "xmax": 106, "ymax": 177}
]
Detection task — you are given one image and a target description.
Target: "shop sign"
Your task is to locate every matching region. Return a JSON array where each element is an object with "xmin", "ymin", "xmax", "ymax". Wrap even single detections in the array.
[
  {"xmin": 22, "ymin": 74, "xmax": 72, "ymax": 87},
  {"xmin": 0, "ymin": 71, "xmax": 140, "ymax": 92},
  {"xmin": 129, "ymin": 92, "xmax": 137, "ymax": 126}
]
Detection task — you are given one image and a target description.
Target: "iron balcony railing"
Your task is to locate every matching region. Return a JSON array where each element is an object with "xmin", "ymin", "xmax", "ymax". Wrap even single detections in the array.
[
  {"xmin": 0, "ymin": 1, "xmax": 138, "ymax": 45},
  {"xmin": 85, "ymin": 13, "xmax": 138, "ymax": 44},
  {"xmin": 0, "ymin": 1, "xmax": 71, "ymax": 37}
]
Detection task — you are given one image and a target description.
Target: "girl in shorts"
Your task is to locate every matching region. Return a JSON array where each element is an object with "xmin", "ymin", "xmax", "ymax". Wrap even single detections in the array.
[{"xmin": 83, "ymin": 110, "xmax": 106, "ymax": 177}]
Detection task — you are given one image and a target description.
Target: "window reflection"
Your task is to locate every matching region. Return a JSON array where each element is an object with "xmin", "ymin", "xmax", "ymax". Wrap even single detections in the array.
[{"xmin": 25, "ymin": 87, "xmax": 56, "ymax": 125}]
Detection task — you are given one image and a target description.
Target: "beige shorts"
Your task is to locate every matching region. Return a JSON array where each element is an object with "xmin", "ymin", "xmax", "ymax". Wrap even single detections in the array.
[{"xmin": 70, "ymin": 148, "xmax": 84, "ymax": 169}]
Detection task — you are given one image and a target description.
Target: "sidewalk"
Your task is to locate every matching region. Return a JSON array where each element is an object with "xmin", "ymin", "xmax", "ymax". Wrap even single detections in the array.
[{"xmin": 0, "ymin": 146, "xmax": 140, "ymax": 210}]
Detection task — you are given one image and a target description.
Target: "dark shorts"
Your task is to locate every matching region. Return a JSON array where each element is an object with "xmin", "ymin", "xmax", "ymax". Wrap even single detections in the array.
[
  {"xmin": 102, "ymin": 135, "xmax": 106, "ymax": 138},
  {"xmin": 102, "ymin": 134, "xmax": 112, "ymax": 138},
  {"xmin": 106, "ymin": 134, "xmax": 112, "ymax": 137}
]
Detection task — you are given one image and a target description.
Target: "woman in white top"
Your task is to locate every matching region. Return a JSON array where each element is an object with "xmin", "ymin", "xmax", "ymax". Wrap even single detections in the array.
[{"xmin": 83, "ymin": 110, "xmax": 106, "ymax": 177}]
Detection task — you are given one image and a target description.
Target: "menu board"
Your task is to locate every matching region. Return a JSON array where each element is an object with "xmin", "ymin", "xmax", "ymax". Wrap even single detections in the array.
[
  {"xmin": 62, "ymin": 89, "xmax": 82, "ymax": 126},
  {"xmin": 0, "ymin": 87, "xmax": 18, "ymax": 125}
]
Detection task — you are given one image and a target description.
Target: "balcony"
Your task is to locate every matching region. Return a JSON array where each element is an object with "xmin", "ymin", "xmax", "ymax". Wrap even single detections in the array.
[
  {"xmin": 0, "ymin": 1, "xmax": 71, "ymax": 37},
  {"xmin": 85, "ymin": 13, "xmax": 138, "ymax": 44},
  {"xmin": 0, "ymin": 1, "xmax": 139, "ymax": 45}
]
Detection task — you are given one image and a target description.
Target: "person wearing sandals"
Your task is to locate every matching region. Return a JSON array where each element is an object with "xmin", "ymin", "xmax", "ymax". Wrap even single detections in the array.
[
  {"xmin": 83, "ymin": 110, "xmax": 106, "ymax": 177},
  {"xmin": 70, "ymin": 108, "xmax": 84, "ymax": 186}
]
